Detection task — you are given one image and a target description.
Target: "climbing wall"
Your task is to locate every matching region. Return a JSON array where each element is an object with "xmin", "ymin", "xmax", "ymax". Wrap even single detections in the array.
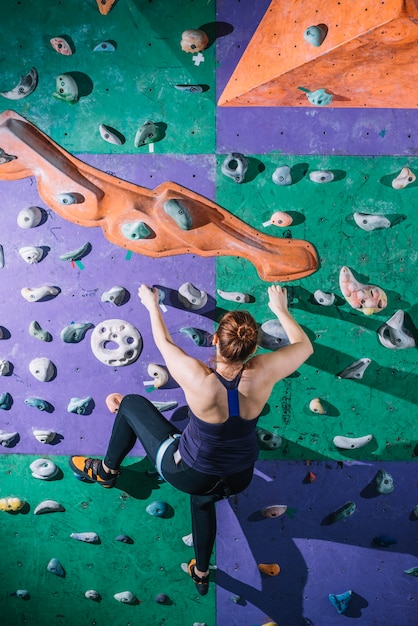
[{"xmin": 0, "ymin": 1, "xmax": 417, "ymax": 625}]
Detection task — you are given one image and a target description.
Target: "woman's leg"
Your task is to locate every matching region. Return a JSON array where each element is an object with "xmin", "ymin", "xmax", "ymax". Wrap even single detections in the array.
[{"xmin": 104, "ymin": 394, "xmax": 180, "ymax": 469}]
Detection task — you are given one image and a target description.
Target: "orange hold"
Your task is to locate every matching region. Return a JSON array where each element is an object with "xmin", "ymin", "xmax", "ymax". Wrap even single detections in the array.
[
  {"xmin": 0, "ymin": 110, "xmax": 318, "ymax": 283},
  {"xmin": 258, "ymin": 563, "xmax": 281, "ymax": 576},
  {"xmin": 96, "ymin": 0, "xmax": 117, "ymax": 15}
]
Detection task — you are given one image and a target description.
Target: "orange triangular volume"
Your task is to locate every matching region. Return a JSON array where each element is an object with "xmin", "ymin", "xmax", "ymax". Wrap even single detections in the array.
[
  {"xmin": 96, "ymin": 0, "xmax": 117, "ymax": 16},
  {"xmin": 218, "ymin": 0, "xmax": 418, "ymax": 108}
]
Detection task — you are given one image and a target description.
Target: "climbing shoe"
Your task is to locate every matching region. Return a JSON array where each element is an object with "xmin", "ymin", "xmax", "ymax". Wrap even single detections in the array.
[
  {"xmin": 187, "ymin": 559, "xmax": 209, "ymax": 596},
  {"xmin": 69, "ymin": 456, "xmax": 119, "ymax": 488}
]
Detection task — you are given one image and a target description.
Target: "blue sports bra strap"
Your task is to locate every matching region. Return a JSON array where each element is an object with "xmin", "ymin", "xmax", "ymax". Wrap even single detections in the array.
[{"xmin": 227, "ymin": 388, "xmax": 240, "ymax": 417}]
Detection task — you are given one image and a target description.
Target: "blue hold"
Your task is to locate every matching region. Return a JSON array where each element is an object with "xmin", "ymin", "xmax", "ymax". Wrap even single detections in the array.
[
  {"xmin": 146, "ymin": 500, "xmax": 168, "ymax": 518},
  {"xmin": 0, "ymin": 392, "xmax": 12, "ymax": 410},
  {"xmin": 329, "ymin": 590, "xmax": 352, "ymax": 614},
  {"xmin": 373, "ymin": 535, "xmax": 397, "ymax": 548}
]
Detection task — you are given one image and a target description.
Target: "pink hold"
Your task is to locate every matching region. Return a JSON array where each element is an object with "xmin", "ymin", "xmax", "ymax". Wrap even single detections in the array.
[{"xmin": 270, "ymin": 211, "xmax": 293, "ymax": 227}]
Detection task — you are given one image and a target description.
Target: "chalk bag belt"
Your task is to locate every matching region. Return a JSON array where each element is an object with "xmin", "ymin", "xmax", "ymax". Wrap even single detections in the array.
[{"xmin": 155, "ymin": 434, "xmax": 181, "ymax": 482}]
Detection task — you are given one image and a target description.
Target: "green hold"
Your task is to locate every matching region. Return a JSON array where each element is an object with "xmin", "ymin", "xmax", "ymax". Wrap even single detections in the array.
[
  {"xmin": 59, "ymin": 242, "xmax": 90, "ymax": 262},
  {"xmin": 329, "ymin": 501, "xmax": 356, "ymax": 523},
  {"xmin": 52, "ymin": 74, "xmax": 79, "ymax": 103},
  {"xmin": 29, "ymin": 320, "xmax": 52, "ymax": 342},
  {"xmin": 67, "ymin": 397, "xmax": 93, "ymax": 415},
  {"xmin": 404, "ymin": 567, "xmax": 418, "ymax": 577},
  {"xmin": 61, "ymin": 322, "xmax": 93, "ymax": 343},
  {"xmin": 121, "ymin": 221, "xmax": 152, "ymax": 240},
  {"xmin": 256, "ymin": 428, "xmax": 282, "ymax": 450},
  {"xmin": 164, "ymin": 199, "xmax": 192, "ymax": 230},
  {"xmin": 180, "ymin": 327, "xmax": 206, "ymax": 346},
  {"xmin": 0, "ymin": 392, "xmax": 12, "ymax": 410},
  {"xmin": 134, "ymin": 120, "xmax": 161, "ymax": 147}
]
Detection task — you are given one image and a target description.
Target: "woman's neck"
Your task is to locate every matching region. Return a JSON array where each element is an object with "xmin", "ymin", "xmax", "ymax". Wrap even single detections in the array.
[{"xmin": 215, "ymin": 358, "xmax": 244, "ymax": 378}]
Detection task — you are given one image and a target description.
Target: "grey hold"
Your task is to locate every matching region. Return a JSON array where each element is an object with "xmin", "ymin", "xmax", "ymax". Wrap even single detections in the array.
[
  {"xmin": 337, "ymin": 357, "xmax": 371, "ymax": 380},
  {"xmin": 101, "ymin": 286, "xmax": 127, "ymax": 306},
  {"xmin": 61, "ymin": 322, "xmax": 94, "ymax": 343},
  {"xmin": 221, "ymin": 153, "xmax": 248, "ymax": 183},
  {"xmin": 376, "ymin": 469, "xmax": 395, "ymax": 494},
  {"xmin": 29, "ymin": 321, "xmax": 52, "ymax": 342},
  {"xmin": 258, "ymin": 319, "xmax": 290, "ymax": 351},
  {"xmin": 377, "ymin": 310, "xmax": 416, "ymax": 350}
]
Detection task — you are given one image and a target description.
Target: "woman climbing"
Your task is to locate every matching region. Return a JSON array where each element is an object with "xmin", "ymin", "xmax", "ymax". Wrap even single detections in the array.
[{"xmin": 69, "ymin": 284, "xmax": 313, "ymax": 595}]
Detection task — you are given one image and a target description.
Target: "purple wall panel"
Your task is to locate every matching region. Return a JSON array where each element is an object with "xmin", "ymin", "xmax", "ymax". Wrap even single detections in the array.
[
  {"xmin": 216, "ymin": 0, "xmax": 418, "ymax": 157},
  {"xmin": 216, "ymin": 460, "xmax": 417, "ymax": 626},
  {"xmin": 0, "ymin": 153, "xmax": 216, "ymax": 457}
]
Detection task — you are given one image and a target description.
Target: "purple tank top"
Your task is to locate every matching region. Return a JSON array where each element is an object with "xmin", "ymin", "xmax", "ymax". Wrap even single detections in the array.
[{"xmin": 178, "ymin": 371, "xmax": 260, "ymax": 475}]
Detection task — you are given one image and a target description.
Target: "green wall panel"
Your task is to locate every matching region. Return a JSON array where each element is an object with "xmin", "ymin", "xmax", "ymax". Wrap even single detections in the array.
[{"xmin": 216, "ymin": 154, "xmax": 418, "ymax": 461}]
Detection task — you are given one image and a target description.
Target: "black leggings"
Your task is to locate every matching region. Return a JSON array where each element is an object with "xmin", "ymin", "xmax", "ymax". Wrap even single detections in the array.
[{"xmin": 104, "ymin": 394, "xmax": 254, "ymax": 571}]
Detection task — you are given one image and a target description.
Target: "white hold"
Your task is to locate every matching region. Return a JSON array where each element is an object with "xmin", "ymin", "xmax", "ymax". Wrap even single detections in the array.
[
  {"xmin": 33, "ymin": 430, "xmax": 56, "ymax": 444},
  {"xmin": 30, "ymin": 458, "xmax": 59, "ymax": 480},
  {"xmin": 85, "ymin": 589, "xmax": 100, "ymax": 601},
  {"xmin": 353, "ymin": 212, "xmax": 391, "ymax": 231},
  {"xmin": 178, "ymin": 282, "xmax": 208, "ymax": 310},
  {"xmin": 114, "ymin": 591, "xmax": 137, "ymax": 604},
  {"xmin": 90, "ymin": 319, "xmax": 142, "ymax": 367},
  {"xmin": 217, "ymin": 288, "xmax": 250, "ymax": 303},
  {"xmin": 70, "ymin": 532, "xmax": 99, "ymax": 543},
  {"xmin": 272, "ymin": 165, "xmax": 292, "ymax": 186},
  {"xmin": 19, "ymin": 246, "xmax": 44, "ymax": 264},
  {"xmin": 309, "ymin": 170, "xmax": 334, "ymax": 183},
  {"xmin": 309, "ymin": 398, "xmax": 327, "ymax": 414},
  {"xmin": 21, "ymin": 285, "xmax": 59, "ymax": 302},
  {"xmin": 34, "ymin": 500, "xmax": 65, "ymax": 515},
  {"xmin": 392, "ymin": 167, "xmax": 416, "ymax": 190},
  {"xmin": 0, "ymin": 360, "xmax": 11, "ymax": 376},
  {"xmin": 17, "ymin": 206, "xmax": 42, "ymax": 228},
  {"xmin": 99, "ymin": 124, "xmax": 122, "ymax": 145},
  {"xmin": 377, "ymin": 310, "xmax": 416, "ymax": 350},
  {"xmin": 333, "ymin": 434, "xmax": 373, "ymax": 449},
  {"xmin": 313, "ymin": 289, "xmax": 335, "ymax": 306},
  {"xmin": 101, "ymin": 286, "xmax": 127, "ymax": 306},
  {"xmin": 182, "ymin": 532, "xmax": 194, "ymax": 547},
  {"xmin": 0, "ymin": 430, "xmax": 18, "ymax": 446},
  {"xmin": 146, "ymin": 363, "xmax": 169, "ymax": 388},
  {"xmin": 29, "ymin": 357, "xmax": 56, "ymax": 382}
]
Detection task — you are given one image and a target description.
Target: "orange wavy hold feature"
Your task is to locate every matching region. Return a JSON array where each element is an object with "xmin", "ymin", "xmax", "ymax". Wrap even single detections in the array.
[{"xmin": 258, "ymin": 563, "xmax": 281, "ymax": 576}]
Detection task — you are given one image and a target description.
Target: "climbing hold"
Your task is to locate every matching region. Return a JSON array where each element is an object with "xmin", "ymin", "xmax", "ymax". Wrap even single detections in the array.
[
  {"xmin": 67, "ymin": 397, "xmax": 93, "ymax": 415},
  {"xmin": 376, "ymin": 469, "xmax": 395, "ymax": 494},
  {"xmin": 47, "ymin": 558, "xmax": 65, "ymax": 577},
  {"xmin": 0, "ymin": 392, "xmax": 12, "ymax": 410},
  {"xmin": 34, "ymin": 500, "xmax": 65, "ymax": 515},
  {"xmin": 377, "ymin": 310, "xmax": 416, "ymax": 350},
  {"xmin": 329, "ymin": 590, "xmax": 352, "ymax": 614},
  {"xmin": 106, "ymin": 393, "xmax": 123, "ymax": 413},
  {"xmin": 413, "ymin": 505, "xmax": 418, "ymax": 518},
  {"xmin": 180, "ymin": 29, "xmax": 209, "ymax": 53},
  {"xmin": 0, "ymin": 67, "xmax": 38, "ymax": 100},
  {"xmin": 134, "ymin": 120, "xmax": 161, "ymax": 147},
  {"xmin": 99, "ymin": 124, "xmax": 122, "ymax": 145},
  {"xmin": 178, "ymin": 282, "xmax": 207, "ymax": 310},
  {"xmin": 221, "ymin": 152, "xmax": 248, "ymax": 183},
  {"xmin": 392, "ymin": 167, "xmax": 416, "ymax": 190},
  {"xmin": 262, "ymin": 211, "xmax": 293, "ymax": 227},
  {"xmin": 328, "ymin": 501, "xmax": 356, "ymax": 523},
  {"xmin": 309, "ymin": 169, "xmax": 334, "ymax": 183},
  {"xmin": 155, "ymin": 593, "xmax": 170, "ymax": 604},
  {"xmin": 372, "ymin": 535, "xmax": 397, "ymax": 547},
  {"xmin": 216, "ymin": 288, "xmax": 250, "ymax": 303},
  {"xmin": 182, "ymin": 532, "xmax": 194, "ymax": 547},
  {"xmin": 404, "ymin": 567, "xmax": 418, "ymax": 577},
  {"xmin": 180, "ymin": 327, "xmax": 207, "ymax": 346},
  {"xmin": 30, "ymin": 458, "xmax": 59, "ymax": 480},
  {"xmin": 230, "ymin": 595, "xmax": 242, "ymax": 604},
  {"xmin": 0, "ymin": 497, "xmax": 25, "ymax": 512},
  {"xmin": 353, "ymin": 212, "xmax": 391, "ymax": 231},
  {"xmin": 25, "ymin": 397, "xmax": 50, "ymax": 411},
  {"xmin": 96, "ymin": 0, "xmax": 117, "ymax": 16},
  {"xmin": 21, "ymin": 286, "xmax": 59, "ymax": 302},
  {"xmin": 29, "ymin": 321, "xmax": 52, "ymax": 342},
  {"xmin": 114, "ymin": 591, "xmax": 137, "ymax": 604},
  {"xmin": 11, "ymin": 589, "xmax": 30, "ymax": 599},
  {"xmin": 19, "ymin": 246, "xmax": 44, "ymax": 264},
  {"xmin": 147, "ymin": 364, "xmax": 168, "ymax": 389},
  {"xmin": 313, "ymin": 289, "xmax": 335, "ymax": 306},
  {"xmin": 0, "ymin": 244, "xmax": 3, "ymax": 268},
  {"xmin": 0, "ymin": 360, "xmax": 11, "ymax": 376},
  {"xmin": 163, "ymin": 199, "xmax": 193, "ymax": 230},
  {"xmin": 115, "ymin": 534, "xmax": 134, "ymax": 544},
  {"xmin": 304, "ymin": 25, "xmax": 327, "ymax": 46},
  {"xmin": 0, "ymin": 148, "xmax": 17, "ymax": 164},
  {"xmin": 33, "ymin": 430, "xmax": 56, "ymax": 444},
  {"xmin": 272, "ymin": 165, "xmax": 292, "ymax": 186},
  {"xmin": 333, "ymin": 434, "xmax": 373, "ymax": 449},
  {"xmin": 305, "ymin": 471, "xmax": 317, "ymax": 483},
  {"xmin": 121, "ymin": 220, "xmax": 152, "ymax": 240},
  {"xmin": 101, "ymin": 286, "xmax": 127, "ymax": 306},
  {"xmin": 53, "ymin": 74, "xmax": 79, "ymax": 103},
  {"xmin": 0, "ymin": 430, "xmax": 19, "ymax": 447},
  {"xmin": 339, "ymin": 266, "xmax": 387, "ymax": 315},
  {"xmin": 94, "ymin": 41, "xmax": 116, "ymax": 52},
  {"xmin": 258, "ymin": 563, "xmax": 280, "ymax": 576},
  {"xmin": 146, "ymin": 501, "xmax": 168, "ymax": 517},
  {"xmin": 260, "ymin": 505, "xmax": 287, "ymax": 518},
  {"xmin": 309, "ymin": 88, "xmax": 333, "ymax": 106},
  {"xmin": 70, "ymin": 532, "xmax": 100, "ymax": 543},
  {"xmin": 17, "ymin": 206, "xmax": 42, "ymax": 229},
  {"xmin": 152, "ymin": 400, "xmax": 178, "ymax": 412},
  {"xmin": 50, "ymin": 37, "xmax": 73, "ymax": 55},
  {"xmin": 61, "ymin": 322, "xmax": 94, "ymax": 343},
  {"xmin": 85, "ymin": 589, "xmax": 101, "ymax": 601},
  {"xmin": 258, "ymin": 319, "xmax": 290, "ymax": 351},
  {"xmin": 60, "ymin": 242, "xmax": 90, "ymax": 262},
  {"xmin": 57, "ymin": 193, "xmax": 80, "ymax": 205},
  {"xmin": 309, "ymin": 398, "xmax": 327, "ymax": 414},
  {"xmin": 257, "ymin": 428, "xmax": 282, "ymax": 450},
  {"xmin": 29, "ymin": 357, "xmax": 56, "ymax": 382},
  {"xmin": 174, "ymin": 84, "xmax": 203, "ymax": 93},
  {"xmin": 337, "ymin": 357, "xmax": 371, "ymax": 380},
  {"xmin": 90, "ymin": 319, "xmax": 142, "ymax": 367}
]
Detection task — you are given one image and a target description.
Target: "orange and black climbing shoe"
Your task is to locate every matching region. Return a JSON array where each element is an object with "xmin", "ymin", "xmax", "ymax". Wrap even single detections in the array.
[
  {"xmin": 69, "ymin": 456, "xmax": 119, "ymax": 489},
  {"xmin": 188, "ymin": 559, "xmax": 209, "ymax": 596}
]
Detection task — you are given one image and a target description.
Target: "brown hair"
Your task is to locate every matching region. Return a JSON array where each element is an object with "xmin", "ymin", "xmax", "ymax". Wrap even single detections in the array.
[{"xmin": 216, "ymin": 310, "xmax": 258, "ymax": 363}]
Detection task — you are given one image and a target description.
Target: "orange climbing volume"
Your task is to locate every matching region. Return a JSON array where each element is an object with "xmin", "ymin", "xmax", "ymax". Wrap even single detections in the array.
[{"xmin": 218, "ymin": 0, "xmax": 418, "ymax": 108}]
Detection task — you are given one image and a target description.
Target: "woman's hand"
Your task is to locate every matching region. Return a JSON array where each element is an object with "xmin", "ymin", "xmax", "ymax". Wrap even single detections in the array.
[
  {"xmin": 268, "ymin": 284, "xmax": 289, "ymax": 316},
  {"xmin": 138, "ymin": 284, "xmax": 159, "ymax": 311}
]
